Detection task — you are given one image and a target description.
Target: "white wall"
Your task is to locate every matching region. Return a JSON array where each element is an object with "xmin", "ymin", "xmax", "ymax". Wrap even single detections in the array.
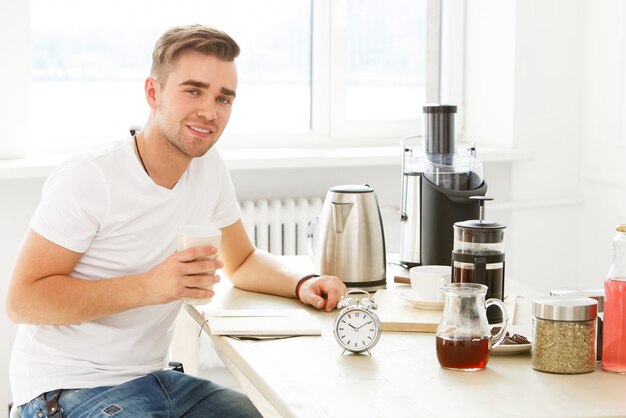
[
  {"xmin": 464, "ymin": 0, "xmax": 625, "ymax": 293},
  {"xmin": 465, "ymin": 0, "xmax": 587, "ymax": 293},
  {"xmin": 0, "ymin": 0, "xmax": 30, "ymax": 158},
  {"xmin": 579, "ymin": 0, "xmax": 626, "ymax": 283}
]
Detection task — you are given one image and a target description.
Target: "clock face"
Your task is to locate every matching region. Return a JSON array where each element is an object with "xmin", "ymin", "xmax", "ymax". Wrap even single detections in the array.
[{"xmin": 334, "ymin": 307, "xmax": 380, "ymax": 352}]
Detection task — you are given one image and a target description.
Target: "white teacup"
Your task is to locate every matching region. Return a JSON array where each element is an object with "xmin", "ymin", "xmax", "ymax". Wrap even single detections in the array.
[
  {"xmin": 177, "ymin": 225, "xmax": 222, "ymax": 305},
  {"xmin": 409, "ymin": 265, "xmax": 452, "ymax": 301}
]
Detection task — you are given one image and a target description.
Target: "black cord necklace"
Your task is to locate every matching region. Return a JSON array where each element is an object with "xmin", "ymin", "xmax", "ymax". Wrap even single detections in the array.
[{"xmin": 134, "ymin": 135, "xmax": 150, "ymax": 177}]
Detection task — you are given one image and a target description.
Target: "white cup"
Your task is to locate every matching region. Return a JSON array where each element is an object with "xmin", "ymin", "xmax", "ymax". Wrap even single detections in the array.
[
  {"xmin": 177, "ymin": 225, "xmax": 222, "ymax": 305},
  {"xmin": 409, "ymin": 265, "xmax": 452, "ymax": 301}
]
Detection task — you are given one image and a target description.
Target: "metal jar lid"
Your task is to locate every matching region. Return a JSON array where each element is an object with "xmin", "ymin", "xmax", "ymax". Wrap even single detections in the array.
[
  {"xmin": 549, "ymin": 289, "xmax": 604, "ymax": 313},
  {"xmin": 532, "ymin": 297, "xmax": 598, "ymax": 321}
]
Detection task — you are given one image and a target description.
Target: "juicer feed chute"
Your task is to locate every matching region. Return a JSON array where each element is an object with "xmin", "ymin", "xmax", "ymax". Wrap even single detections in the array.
[{"xmin": 399, "ymin": 104, "xmax": 487, "ymax": 268}]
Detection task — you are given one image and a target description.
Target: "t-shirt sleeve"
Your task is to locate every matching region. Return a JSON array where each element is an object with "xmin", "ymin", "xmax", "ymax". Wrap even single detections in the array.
[
  {"xmin": 30, "ymin": 157, "xmax": 109, "ymax": 253},
  {"xmin": 210, "ymin": 152, "xmax": 241, "ymax": 229}
]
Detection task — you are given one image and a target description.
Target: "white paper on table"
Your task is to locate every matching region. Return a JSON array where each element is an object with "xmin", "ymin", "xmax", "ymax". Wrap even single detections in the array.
[
  {"xmin": 207, "ymin": 309, "xmax": 312, "ymax": 318},
  {"xmin": 204, "ymin": 309, "xmax": 321, "ymax": 337}
]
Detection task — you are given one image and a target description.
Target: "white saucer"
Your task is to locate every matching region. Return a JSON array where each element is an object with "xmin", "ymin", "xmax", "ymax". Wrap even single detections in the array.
[
  {"xmin": 491, "ymin": 342, "xmax": 532, "ymax": 355},
  {"xmin": 398, "ymin": 290, "xmax": 444, "ymax": 310}
]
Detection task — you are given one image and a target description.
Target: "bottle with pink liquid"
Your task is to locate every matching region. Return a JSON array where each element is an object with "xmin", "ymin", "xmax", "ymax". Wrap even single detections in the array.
[{"xmin": 602, "ymin": 224, "xmax": 626, "ymax": 373}]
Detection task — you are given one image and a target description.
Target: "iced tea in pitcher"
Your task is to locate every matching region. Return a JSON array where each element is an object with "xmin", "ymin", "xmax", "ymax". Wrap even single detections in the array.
[{"xmin": 436, "ymin": 283, "xmax": 508, "ymax": 371}]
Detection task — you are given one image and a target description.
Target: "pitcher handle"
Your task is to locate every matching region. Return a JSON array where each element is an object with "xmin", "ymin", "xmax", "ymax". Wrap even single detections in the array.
[
  {"xmin": 306, "ymin": 215, "xmax": 319, "ymax": 260},
  {"xmin": 485, "ymin": 298, "xmax": 508, "ymax": 348}
]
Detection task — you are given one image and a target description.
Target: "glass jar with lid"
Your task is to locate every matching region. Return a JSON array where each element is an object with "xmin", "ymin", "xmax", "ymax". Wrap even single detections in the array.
[{"xmin": 532, "ymin": 297, "xmax": 598, "ymax": 374}]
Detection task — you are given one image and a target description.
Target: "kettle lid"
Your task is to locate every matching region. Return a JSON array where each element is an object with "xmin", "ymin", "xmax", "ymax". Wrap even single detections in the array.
[{"xmin": 329, "ymin": 184, "xmax": 373, "ymax": 194}]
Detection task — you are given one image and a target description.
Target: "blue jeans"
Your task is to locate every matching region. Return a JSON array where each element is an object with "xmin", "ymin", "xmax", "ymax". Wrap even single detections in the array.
[{"xmin": 18, "ymin": 370, "xmax": 262, "ymax": 418}]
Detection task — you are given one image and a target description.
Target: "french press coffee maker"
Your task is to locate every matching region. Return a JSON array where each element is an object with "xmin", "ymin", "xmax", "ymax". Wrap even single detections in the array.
[{"xmin": 451, "ymin": 197, "xmax": 506, "ymax": 324}]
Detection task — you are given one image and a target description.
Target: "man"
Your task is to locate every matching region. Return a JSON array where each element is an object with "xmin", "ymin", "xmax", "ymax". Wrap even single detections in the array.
[{"xmin": 7, "ymin": 24, "xmax": 346, "ymax": 417}]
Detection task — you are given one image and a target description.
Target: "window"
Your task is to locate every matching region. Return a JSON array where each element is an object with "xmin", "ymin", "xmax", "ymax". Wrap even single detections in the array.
[
  {"xmin": 330, "ymin": 0, "xmax": 431, "ymax": 138},
  {"xmin": 346, "ymin": 1, "xmax": 427, "ymax": 121},
  {"xmin": 13, "ymin": 0, "xmax": 443, "ymax": 155}
]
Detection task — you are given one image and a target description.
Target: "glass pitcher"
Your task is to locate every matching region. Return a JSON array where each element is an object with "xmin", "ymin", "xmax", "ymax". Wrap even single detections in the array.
[{"xmin": 436, "ymin": 283, "xmax": 508, "ymax": 371}]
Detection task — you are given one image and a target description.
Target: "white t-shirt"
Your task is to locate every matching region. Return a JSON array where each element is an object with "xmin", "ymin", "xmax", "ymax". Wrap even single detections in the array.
[{"xmin": 9, "ymin": 139, "xmax": 241, "ymax": 405}]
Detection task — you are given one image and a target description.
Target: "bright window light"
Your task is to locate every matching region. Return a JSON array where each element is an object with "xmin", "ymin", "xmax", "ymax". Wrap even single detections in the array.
[
  {"xmin": 346, "ymin": 0, "xmax": 426, "ymax": 121},
  {"xmin": 30, "ymin": 0, "xmax": 311, "ymax": 152},
  {"xmin": 24, "ymin": 0, "xmax": 439, "ymax": 153}
]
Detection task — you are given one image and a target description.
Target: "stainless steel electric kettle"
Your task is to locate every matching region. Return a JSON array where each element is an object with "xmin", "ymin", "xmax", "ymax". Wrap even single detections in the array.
[{"xmin": 308, "ymin": 184, "xmax": 387, "ymax": 291}]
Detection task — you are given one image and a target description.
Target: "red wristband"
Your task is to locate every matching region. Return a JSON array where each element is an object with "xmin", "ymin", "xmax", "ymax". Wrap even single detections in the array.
[{"xmin": 295, "ymin": 274, "xmax": 320, "ymax": 301}]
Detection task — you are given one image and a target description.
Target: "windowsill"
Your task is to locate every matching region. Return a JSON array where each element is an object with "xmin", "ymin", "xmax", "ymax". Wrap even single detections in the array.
[{"xmin": 0, "ymin": 146, "xmax": 533, "ymax": 180}]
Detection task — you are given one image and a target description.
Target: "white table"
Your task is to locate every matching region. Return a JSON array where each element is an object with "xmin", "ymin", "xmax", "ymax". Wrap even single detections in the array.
[{"xmin": 185, "ymin": 258, "xmax": 625, "ymax": 418}]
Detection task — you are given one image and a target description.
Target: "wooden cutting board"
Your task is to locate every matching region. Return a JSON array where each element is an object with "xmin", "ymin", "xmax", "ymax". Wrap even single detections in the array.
[
  {"xmin": 373, "ymin": 289, "xmax": 518, "ymax": 333},
  {"xmin": 373, "ymin": 289, "xmax": 442, "ymax": 333},
  {"xmin": 394, "ymin": 275, "xmax": 410, "ymax": 285}
]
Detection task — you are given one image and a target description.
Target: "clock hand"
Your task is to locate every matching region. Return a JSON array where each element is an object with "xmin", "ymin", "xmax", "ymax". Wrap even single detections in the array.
[
  {"xmin": 348, "ymin": 323, "xmax": 357, "ymax": 330},
  {"xmin": 356, "ymin": 321, "xmax": 373, "ymax": 330}
]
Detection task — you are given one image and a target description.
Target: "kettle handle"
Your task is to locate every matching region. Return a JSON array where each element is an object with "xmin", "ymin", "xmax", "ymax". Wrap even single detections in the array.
[{"xmin": 306, "ymin": 215, "xmax": 319, "ymax": 260}]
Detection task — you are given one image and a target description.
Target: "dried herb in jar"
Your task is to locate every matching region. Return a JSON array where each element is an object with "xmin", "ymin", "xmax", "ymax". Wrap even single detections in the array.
[{"xmin": 531, "ymin": 298, "xmax": 598, "ymax": 374}]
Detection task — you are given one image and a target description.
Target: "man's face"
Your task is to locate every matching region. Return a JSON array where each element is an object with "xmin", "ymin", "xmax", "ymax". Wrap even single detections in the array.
[{"xmin": 151, "ymin": 50, "xmax": 238, "ymax": 158}]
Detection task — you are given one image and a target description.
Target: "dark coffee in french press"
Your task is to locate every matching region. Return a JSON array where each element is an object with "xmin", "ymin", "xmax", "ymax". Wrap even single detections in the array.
[{"xmin": 451, "ymin": 197, "xmax": 506, "ymax": 324}]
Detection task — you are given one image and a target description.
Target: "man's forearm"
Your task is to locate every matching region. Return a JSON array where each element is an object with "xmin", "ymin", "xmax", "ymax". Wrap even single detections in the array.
[
  {"xmin": 227, "ymin": 250, "xmax": 304, "ymax": 298},
  {"xmin": 6, "ymin": 229, "xmax": 222, "ymax": 325},
  {"xmin": 7, "ymin": 273, "xmax": 150, "ymax": 325}
]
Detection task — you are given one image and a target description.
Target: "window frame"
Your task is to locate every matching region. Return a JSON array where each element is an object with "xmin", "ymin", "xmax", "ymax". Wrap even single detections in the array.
[
  {"xmin": 232, "ymin": 0, "xmax": 448, "ymax": 149},
  {"xmin": 0, "ymin": 0, "xmax": 461, "ymax": 157},
  {"xmin": 328, "ymin": 0, "xmax": 441, "ymax": 140}
]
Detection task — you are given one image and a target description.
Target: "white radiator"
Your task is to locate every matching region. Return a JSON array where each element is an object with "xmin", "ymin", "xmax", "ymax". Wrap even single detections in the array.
[{"xmin": 240, "ymin": 197, "xmax": 324, "ymax": 255}]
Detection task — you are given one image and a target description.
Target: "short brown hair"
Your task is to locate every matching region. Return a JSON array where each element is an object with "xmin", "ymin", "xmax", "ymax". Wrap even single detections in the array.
[{"xmin": 151, "ymin": 24, "xmax": 240, "ymax": 84}]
